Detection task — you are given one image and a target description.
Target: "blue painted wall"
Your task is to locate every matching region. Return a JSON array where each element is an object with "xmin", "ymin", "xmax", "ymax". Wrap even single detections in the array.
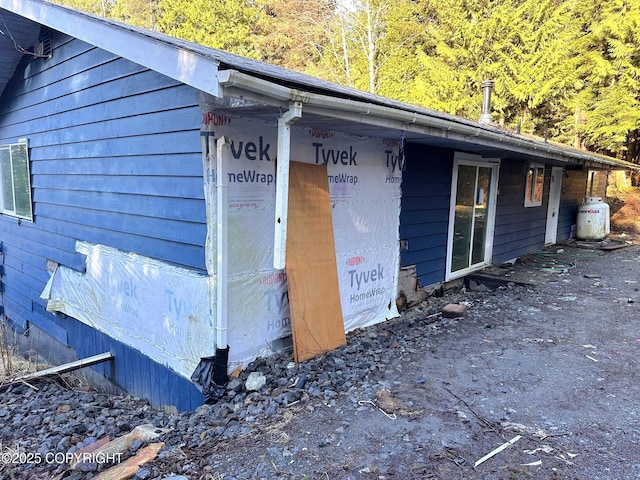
[
  {"xmin": 493, "ymin": 161, "xmax": 587, "ymax": 264},
  {"xmin": 400, "ymin": 144, "xmax": 453, "ymax": 287},
  {"xmin": 0, "ymin": 32, "xmax": 205, "ymax": 410},
  {"xmin": 492, "ymin": 158, "xmax": 549, "ymax": 264},
  {"xmin": 400, "ymin": 149, "xmax": 588, "ymax": 288}
]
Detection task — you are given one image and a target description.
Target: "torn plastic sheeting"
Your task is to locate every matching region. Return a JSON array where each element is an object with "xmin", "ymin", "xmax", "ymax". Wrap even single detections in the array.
[
  {"xmin": 41, "ymin": 242, "xmax": 215, "ymax": 379},
  {"xmin": 190, "ymin": 353, "xmax": 227, "ymax": 403}
]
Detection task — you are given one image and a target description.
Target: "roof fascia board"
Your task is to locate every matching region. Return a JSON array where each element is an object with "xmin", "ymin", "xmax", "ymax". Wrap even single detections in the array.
[
  {"xmin": 219, "ymin": 70, "xmax": 639, "ymax": 171},
  {"xmin": 0, "ymin": 0, "xmax": 221, "ymax": 96}
]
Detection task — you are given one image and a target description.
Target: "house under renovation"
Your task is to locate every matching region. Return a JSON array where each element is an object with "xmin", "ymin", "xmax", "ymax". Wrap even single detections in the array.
[{"xmin": 1, "ymin": 0, "xmax": 637, "ymax": 411}]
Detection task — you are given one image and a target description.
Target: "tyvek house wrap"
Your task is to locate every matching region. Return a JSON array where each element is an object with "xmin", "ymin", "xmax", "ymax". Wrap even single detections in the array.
[
  {"xmin": 41, "ymin": 114, "xmax": 402, "ymax": 379},
  {"xmin": 214, "ymin": 116, "xmax": 402, "ymax": 366},
  {"xmin": 41, "ymin": 241, "xmax": 213, "ymax": 379}
]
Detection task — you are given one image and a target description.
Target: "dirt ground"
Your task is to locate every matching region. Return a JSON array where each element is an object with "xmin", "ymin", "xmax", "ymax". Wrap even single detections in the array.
[
  {"xmin": 189, "ymin": 238, "xmax": 640, "ymax": 480},
  {"xmin": 611, "ymin": 188, "xmax": 640, "ymax": 234},
  {"xmin": 2, "ymin": 234, "xmax": 639, "ymax": 479}
]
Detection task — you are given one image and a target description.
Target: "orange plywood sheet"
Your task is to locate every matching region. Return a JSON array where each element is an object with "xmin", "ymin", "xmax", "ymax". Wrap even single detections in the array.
[{"xmin": 286, "ymin": 161, "xmax": 346, "ymax": 362}]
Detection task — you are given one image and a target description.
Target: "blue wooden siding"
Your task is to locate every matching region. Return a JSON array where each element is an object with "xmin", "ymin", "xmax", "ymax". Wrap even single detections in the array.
[
  {"xmin": 0, "ymin": 32, "xmax": 206, "ymax": 411},
  {"xmin": 492, "ymin": 158, "xmax": 549, "ymax": 263},
  {"xmin": 400, "ymin": 144, "xmax": 453, "ymax": 287},
  {"xmin": 557, "ymin": 169, "xmax": 588, "ymax": 241},
  {"xmin": 66, "ymin": 317, "xmax": 203, "ymax": 411}
]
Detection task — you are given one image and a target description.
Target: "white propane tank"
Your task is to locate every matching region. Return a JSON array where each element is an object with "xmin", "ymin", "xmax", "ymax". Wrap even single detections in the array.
[{"xmin": 576, "ymin": 196, "xmax": 610, "ymax": 240}]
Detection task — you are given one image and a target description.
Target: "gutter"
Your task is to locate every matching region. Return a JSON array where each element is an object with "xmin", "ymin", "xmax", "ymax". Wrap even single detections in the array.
[{"xmin": 217, "ymin": 69, "xmax": 639, "ymax": 172}]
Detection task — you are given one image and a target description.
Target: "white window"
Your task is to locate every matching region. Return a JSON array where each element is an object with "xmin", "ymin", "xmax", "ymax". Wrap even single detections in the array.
[
  {"xmin": 524, "ymin": 164, "xmax": 544, "ymax": 207},
  {"xmin": 0, "ymin": 139, "xmax": 33, "ymax": 221}
]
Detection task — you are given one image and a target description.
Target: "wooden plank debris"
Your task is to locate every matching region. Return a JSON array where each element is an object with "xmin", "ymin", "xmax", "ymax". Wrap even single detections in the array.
[
  {"xmin": 469, "ymin": 271, "xmax": 538, "ymax": 287},
  {"xmin": 79, "ymin": 424, "xmax": 171, "ymax": 466},
  {"xmin": 91, "ymin": 442, "xmax": 165, "ymax": 480},
  {"xmin": 69, "ymin": 436, "xmax": 111, "ymax": 469},
  {"xmin": 599, "ymin": 243, "xmax": 631, "ymax": 251},
  {"xmin": 70, "ymin": 424, "xmax": 171, "ymax": 470},
  {"xmin": 15, "ymin": 352, "xmax": 114, "ymax": 382},
  {"xmin": 286, "ymin": 161, "xmax": 346, "ymax": 362}
]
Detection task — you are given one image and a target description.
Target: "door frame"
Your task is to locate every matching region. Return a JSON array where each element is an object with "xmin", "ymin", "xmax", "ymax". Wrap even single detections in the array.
[
  {"xmin": 545, "ymin": 166, "xmax": 563, "ymax": 245},
  {"xmin": 445, "ymin": 152, "xmax": 500, "ymax": 281}
]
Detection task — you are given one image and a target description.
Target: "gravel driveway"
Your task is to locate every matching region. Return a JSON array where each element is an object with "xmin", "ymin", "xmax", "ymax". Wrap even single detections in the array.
[{"xmin": 1, "ymin": 241, "xmax": 639, "ymax": 479}]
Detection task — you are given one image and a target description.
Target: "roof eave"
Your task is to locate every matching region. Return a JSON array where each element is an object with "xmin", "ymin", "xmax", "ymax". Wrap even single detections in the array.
[
  {"xmin": 2, "ymin": 1, "xmax": 637, "ymax": 173},
  {"xmin": 0, "ymin": 0, "xmax": 222, "ymax": 96},
  {"xmin": 218, "ymin": 69, "xmax": 640, "ymax": 172}
]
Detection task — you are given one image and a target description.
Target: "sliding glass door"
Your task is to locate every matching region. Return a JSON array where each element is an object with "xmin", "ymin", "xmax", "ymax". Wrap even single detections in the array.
[{"xmin": 447, "ymin": 154, "xmax": 499, "ymax": 279}]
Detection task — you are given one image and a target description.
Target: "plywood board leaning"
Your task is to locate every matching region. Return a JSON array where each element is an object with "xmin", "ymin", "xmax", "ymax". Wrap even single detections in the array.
[{"xmin": 286, "ymin": 161, "xmax": 346, "ymax": 362}]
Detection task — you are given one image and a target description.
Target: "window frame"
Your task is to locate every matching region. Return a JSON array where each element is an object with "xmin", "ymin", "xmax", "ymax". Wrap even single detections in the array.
[
  {"xmin": 0, "ymin": 139, "xmax": 34, "ymax": 221},
  {"xmin": 524, "ymin": 163, "xmax": 544, "ymax": 207}
]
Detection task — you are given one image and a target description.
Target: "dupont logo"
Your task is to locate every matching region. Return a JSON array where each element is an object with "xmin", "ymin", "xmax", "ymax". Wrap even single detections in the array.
[
  {"xmin": 260, "ymin": 272, "xmax": 287, "ymax": 285},
  {"xmin": 201, "ymin": 112, "xmax": 231, "ymax": 126},
  {"xmin": 309, "ymin": 128, "xmax": 332, "ymax": 139},
  {"xmin": 346, "ymin": 256, "xmax": 365, "ymax": 266}
]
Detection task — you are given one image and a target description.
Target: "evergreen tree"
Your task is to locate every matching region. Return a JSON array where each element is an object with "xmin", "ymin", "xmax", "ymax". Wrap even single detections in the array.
[
  {"xmin": 50, "ymin": 0, "xmax": 115, "ymax": 16},
  {"xmin": 155, "ymin": 0, "xmax": 263, "ymax": 58},
  {"xmin": 253, "ymin": 0, "xmax": 337, "ymax": 74},
  {"xmin": 48, "ymin": 0, "xmax": 640, "ymax": 164},
  {"xmin": 573, "ymin": 0, "xmax": 640, "ymax": 161},
  {"xmin": 111, "ymin": 0, "xmax": 159, "ymax": 30}
]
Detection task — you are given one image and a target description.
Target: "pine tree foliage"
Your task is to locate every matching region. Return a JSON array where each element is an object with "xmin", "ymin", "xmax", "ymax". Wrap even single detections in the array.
[
  {"xmin": 51, "ymin": 0, "xmax": 116, "ymax": 16},
  {"xmin": 252, "ymin": 0, "xmax": 335, "ymax": 73},
  {"xmin": 155, "ymin": 0, "xmax": 263, "ymax": 58},
  {"xmin": 48, "ymin": 0, "xmax": 640, "ymax": 163},
  {"xmin": 573, "ymin": 0, "xmax": 640, "ymax": 159},
  {"xmin": 111, "ymin": 0, "xmax": 158, "ymax": 29}
]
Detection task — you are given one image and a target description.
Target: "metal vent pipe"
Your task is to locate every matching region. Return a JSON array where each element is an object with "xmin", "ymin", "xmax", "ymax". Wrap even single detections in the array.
[{"xmin": 479, "ymin": 80, "xmax": 494, "ymax": 124}]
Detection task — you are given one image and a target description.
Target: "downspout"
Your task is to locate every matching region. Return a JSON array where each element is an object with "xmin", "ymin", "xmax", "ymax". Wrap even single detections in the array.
[
  {"xmin": 200, "ymin": 130, "xmax": 229, "ymax": 386},
  {"xmin": 215, "ymin": 137, "xmax": 230, "ymax": 358},
  {"xmin": 273, "ymin": 102, "xmax": 303, "ymax": 270},
  {"xmin": 215, "ymin": 137, "xmax": 229, "ymax": 348}
]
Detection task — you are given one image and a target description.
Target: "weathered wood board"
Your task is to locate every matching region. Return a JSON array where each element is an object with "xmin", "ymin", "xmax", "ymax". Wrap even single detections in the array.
[{"xmin": 286, "ymin": 161, "xmax": 346, "ymax": 362}]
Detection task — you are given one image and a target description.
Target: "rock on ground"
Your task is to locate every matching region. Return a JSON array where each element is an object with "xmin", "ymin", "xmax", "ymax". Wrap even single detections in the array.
[{"xmin": 1, "ymin": 243, "xmax": 639, "ymax": 479}]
